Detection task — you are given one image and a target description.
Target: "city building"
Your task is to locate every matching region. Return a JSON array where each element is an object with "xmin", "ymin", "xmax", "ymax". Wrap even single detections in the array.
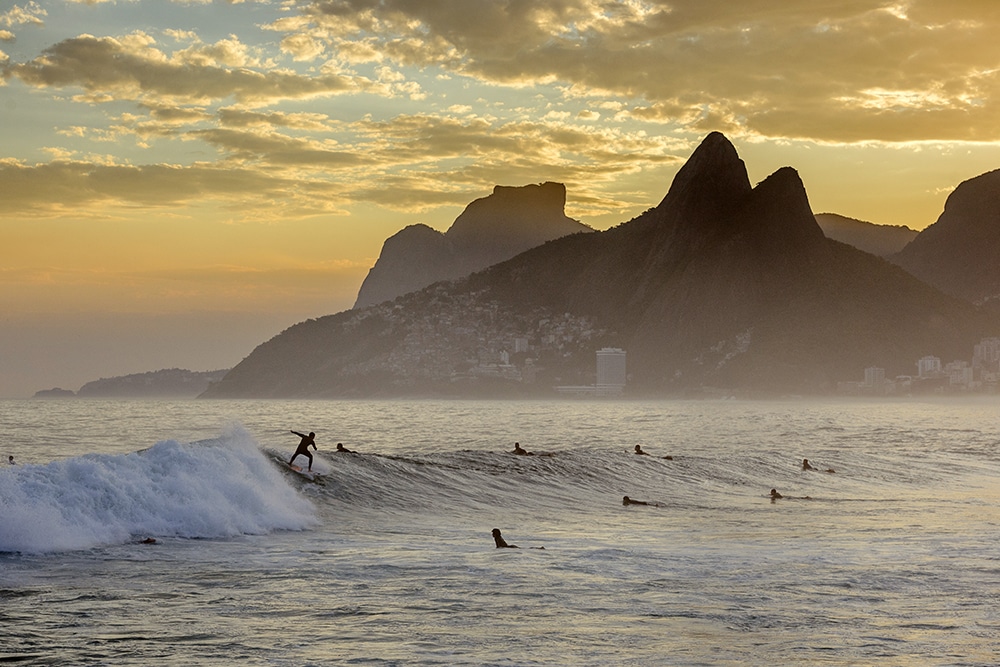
[
  {"xmin": 556, "ymin": 347, "xmax": 627, "ymax": 397},
  {"xmin": 974, "ymin": 337, "xmax": 1000, "ymax": 372},
  {"xmin": 864, "ymin": 366, "xmax": 887, "ymax": 394},
  {"xmin": 917, "ymin": 355, "xmax": 941, "ymax": 378},
  {"xmin": 596, "ymin": 347, "xmax": 626, "ymax": 395}
]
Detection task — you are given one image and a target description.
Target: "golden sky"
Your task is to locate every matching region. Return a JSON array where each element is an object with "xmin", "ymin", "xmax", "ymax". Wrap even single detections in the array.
[{"xmin": 2, "ymin": 0, "xmax": 1000, "ymax": 396}]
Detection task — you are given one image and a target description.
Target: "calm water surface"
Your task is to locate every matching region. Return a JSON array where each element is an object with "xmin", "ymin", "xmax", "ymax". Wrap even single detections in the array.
[{"xmin": 1, "ymin": 398, "xmax": 999, "ymax": 665}]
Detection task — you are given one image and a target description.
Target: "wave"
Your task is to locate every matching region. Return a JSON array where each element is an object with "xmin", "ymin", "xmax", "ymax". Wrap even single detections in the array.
[
  {"xmin": 302, "ymin": 446, "xmax": 790, "ymax": 515},
  {"xmin": 299, "ymin": 436, "xmax": 987, "ymax": 518},
  {"xmin": 0, "ymin": 426, "xmax": 316, "ymax": 554},
  {"xmin": 4, "ymin": 414, "xmax": 989, "ymax": 553}
]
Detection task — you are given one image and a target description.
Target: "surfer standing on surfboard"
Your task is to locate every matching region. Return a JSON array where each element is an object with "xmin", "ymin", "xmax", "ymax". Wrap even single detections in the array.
[{"xmin": 289, "ymin": 430, "xmax": 317, "ymax": 471}]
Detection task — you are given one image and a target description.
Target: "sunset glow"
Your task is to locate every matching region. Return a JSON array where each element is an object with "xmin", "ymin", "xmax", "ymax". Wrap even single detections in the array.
[{"xmin": 3, "ymin": 0, "xmax": 1000, "ymax": 396}]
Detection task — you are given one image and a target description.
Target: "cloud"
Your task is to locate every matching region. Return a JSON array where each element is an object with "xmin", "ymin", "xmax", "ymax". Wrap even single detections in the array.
[
  {"xmin": 0, "ymin": 105, "xmax": 683, "ymax": 220},
  {"xmin": 0, "ymin": 159, "xmax": 348, "ymax": 218},
  {"xmin": 0, "ymin": 2, "xmax": 46, "ymax": 29},
  {"xmin": 15, "ymin": 0, "xmax": 997, "ymax": 224},
  {"xmin": 272, "ymin": 0, "xmax": 1000, "ymax": 143},
  {"xmin": 4, "ymin": 32, "xmax": 360, "ymax": 106}
]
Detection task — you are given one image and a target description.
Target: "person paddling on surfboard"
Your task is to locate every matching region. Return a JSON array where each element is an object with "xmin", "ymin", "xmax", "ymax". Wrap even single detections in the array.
[
  {"xmin": 492, "ymin": 528, "xmax": 518, "ymax": 548},
  {"xmin": 289, "ymin": 430, "xmax": 317, "ymax": 471},
  {"xmin": 491, "ymin": 528, "xmax": 544, "ymax": 549},
  {"xmin": 511, "ymin": 442, "xmax": 533, "ymax": 455}
]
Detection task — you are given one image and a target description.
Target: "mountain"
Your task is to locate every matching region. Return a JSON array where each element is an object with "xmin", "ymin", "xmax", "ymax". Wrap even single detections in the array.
[
  {"xmin": 32, "ymin": 387, "xmax": 76, "ymax": 398},
  {"xmin": 70, "ymin": 368, "xmax": 229, "ymax": 398},
  {"xmin": 203, "ymin": 133, "xmax": 1000, "ymax": 398},
  {"xmin": 815, "ymin": 213, "xmax": 916, "ymax": 257},
  {"xmin": 892, "ymin": 169, "xmax": 1000, "ymax": 309},
  {"xmin": 353, "ymin": 182, "xmax": 592, "ymax": 308}
]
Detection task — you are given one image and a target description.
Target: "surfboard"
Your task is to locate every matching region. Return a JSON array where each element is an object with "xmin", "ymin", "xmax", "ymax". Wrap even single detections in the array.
[{"xmin": 272, "ymin": 455, "xmax": 323, "ymax": 483}]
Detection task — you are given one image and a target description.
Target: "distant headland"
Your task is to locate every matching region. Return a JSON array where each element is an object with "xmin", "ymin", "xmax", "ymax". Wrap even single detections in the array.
[{"xmin": 34, "ymin": 368, "xmax": 229, "ymax": 399}]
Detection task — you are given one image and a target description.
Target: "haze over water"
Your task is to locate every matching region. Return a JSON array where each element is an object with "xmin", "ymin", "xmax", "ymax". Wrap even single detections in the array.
[{"xmin": 2, "ymin": 398, "xmax": 999, "ymax": 665}]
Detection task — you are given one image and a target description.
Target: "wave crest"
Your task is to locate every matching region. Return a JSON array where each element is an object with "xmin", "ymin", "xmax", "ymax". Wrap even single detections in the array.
[{"xmin": 0, "ymin": 426, "xmax": 316, "ymax": 554}]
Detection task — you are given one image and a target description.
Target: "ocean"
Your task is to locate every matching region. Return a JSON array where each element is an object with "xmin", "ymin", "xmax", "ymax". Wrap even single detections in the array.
[{"xmin": 1, "ymin": 398, "xmax": 998, "ymax": 666}]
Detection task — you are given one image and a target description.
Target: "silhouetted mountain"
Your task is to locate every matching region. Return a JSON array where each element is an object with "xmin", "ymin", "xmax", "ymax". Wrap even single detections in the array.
[
  {"xmin": 892, "ymin": 169, "xmax": 1000, "ymax": 309},
  {"xmin": 74, "ymin": 368, "xmax": 229, "ymax": 398},
  {"xmin": 353, "ymin": 182, "xmax": 591, "ymax": 308},
  {"xmin": 33, "ymin": 387, "xmax": 76, "ymax": 398},
  {"xmin": 815, "ymin": 213, "xmax": 916, "ymax": 257},
  {"xmin": 204, "ymin": 133, "xmax": 1000, "ymax": 398}
]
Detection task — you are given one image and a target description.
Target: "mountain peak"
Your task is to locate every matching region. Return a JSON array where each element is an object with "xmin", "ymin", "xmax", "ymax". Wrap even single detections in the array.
[
  {"xmin": 893, "ymin": 168, "xmax": 1000, "ymax": 306},
  {"xmin": 208, "ymin": 132, "xmax": 1000, "ymax": 399},
  {"xmin": 353, "ymin": 182, "xmax": 591, "ymax": 308},
  {"xmin": 654, "ymin": 132, "xmax": 751, "ymax": 226},
  {"xmin": 446, "ymin": 181, "xmax": 575, "ymax": 249}
]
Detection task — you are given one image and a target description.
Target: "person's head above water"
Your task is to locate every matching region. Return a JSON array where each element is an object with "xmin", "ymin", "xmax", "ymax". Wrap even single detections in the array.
[{"xmin": 491, "ymin": 528, "xmax": 518, "ymax": 548}]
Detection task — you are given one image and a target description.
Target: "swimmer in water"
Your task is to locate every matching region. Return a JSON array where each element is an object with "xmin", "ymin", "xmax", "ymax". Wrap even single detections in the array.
[
  {"xmin": 491, "ymin": 528, "xmax": 544, "ymax": 549},
  {"xmin": 803, "ymin": 458, "xmax": 835, "ymax": 473},
  {"xmin": 622, "ymin": 495, "xmax": 662, "ymax": 507},
  {"xmin": 7, "ymin": 455, "xmax": 14, "ymax": 465},
  {"xmin": 771, "ymin": 488, "xmax": 812, "ymax": 501},
  {"xmin": 512, "ymin": 442, "xmax": 534, "ymax": 456},
  {"xmin": 335, "ymin": 443, "xmax": 356, "ymax": 453},
  {"xmin": 492, "ymin": 528, "xmax": 519, "ymax": 548},
  {"xmin": 635, "ymin": 445, "xmax": 672, "ymax": 459}
]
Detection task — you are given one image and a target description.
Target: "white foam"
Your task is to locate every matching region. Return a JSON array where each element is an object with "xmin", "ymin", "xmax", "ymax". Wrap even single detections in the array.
[{"xmin": 0, "ymin": 425, "xmax": 317, "ymax": 553}]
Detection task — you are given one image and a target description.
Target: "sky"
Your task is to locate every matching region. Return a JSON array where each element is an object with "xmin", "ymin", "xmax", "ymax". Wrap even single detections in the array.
[{"xmin": 2, "ymin": 0, "xmax": 1000, "ymax": 397}]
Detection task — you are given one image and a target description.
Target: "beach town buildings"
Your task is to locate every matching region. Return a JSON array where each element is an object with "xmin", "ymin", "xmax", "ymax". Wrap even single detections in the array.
[{"xmin": 840, "ymin": 337, "xmax": 1000, "ymax": 395}]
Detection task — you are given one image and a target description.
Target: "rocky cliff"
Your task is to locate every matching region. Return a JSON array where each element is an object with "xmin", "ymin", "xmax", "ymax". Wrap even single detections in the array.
[
  {"xmin": 892, "ymin": 169, "xmax": 1000, "ymax": 309},
  {"xmin": 353, "ymin": 182, "xmax": 591, "ymax": 308}
]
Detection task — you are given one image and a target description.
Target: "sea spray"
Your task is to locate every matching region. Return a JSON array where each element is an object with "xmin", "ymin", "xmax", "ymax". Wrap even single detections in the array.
[{"xmin": 0, "ymin": 425, "xmax": 316, "ymax": 553}]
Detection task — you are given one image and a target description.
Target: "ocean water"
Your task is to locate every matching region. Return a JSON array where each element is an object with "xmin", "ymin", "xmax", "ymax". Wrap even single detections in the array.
[{"xmin": 1, "ymin": 398, "xmax": 999, "ymax": 666}]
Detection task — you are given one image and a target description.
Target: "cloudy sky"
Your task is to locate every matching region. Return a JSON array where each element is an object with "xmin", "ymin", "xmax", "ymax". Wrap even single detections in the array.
[{"xmin": 2, "ymin": 0, "xmax": 1000, "ymax": 397}]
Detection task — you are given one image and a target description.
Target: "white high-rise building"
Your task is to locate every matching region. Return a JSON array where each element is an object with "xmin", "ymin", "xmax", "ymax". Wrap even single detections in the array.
[
  {"xmin": 596, "ymin": 347, "xmax": 626, "ymax": 390},
  {"xmin": 864, "ymin": 366, "xmax": 885, "ymax": 388},
  {"xmin": 917, "ymin": 355, "xmax": 941, "ymax": 378},
  {"xmin": 973, "ymin": 337, "xmax": 1000, "ymax": 371}
]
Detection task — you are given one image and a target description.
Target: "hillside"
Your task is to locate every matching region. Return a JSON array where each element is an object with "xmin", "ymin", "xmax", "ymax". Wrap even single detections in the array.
[
  {"xmin": 892, "ymin": 169, "xmax": 1000, "ymax": 309},
  {"xmin": 815, "ymin": 213, "xmax": 917, "ymax": 257},
  {"xmin": 353, "ymin": 182, "xmax": 591, "ymax": 308},
  {"xmin": 61, "ymin": 368, "xmax": 230, "ymax": 398},
  {"xmin": 204, "ymin": 133, "xmax": 1000, "ymax": 398}
]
